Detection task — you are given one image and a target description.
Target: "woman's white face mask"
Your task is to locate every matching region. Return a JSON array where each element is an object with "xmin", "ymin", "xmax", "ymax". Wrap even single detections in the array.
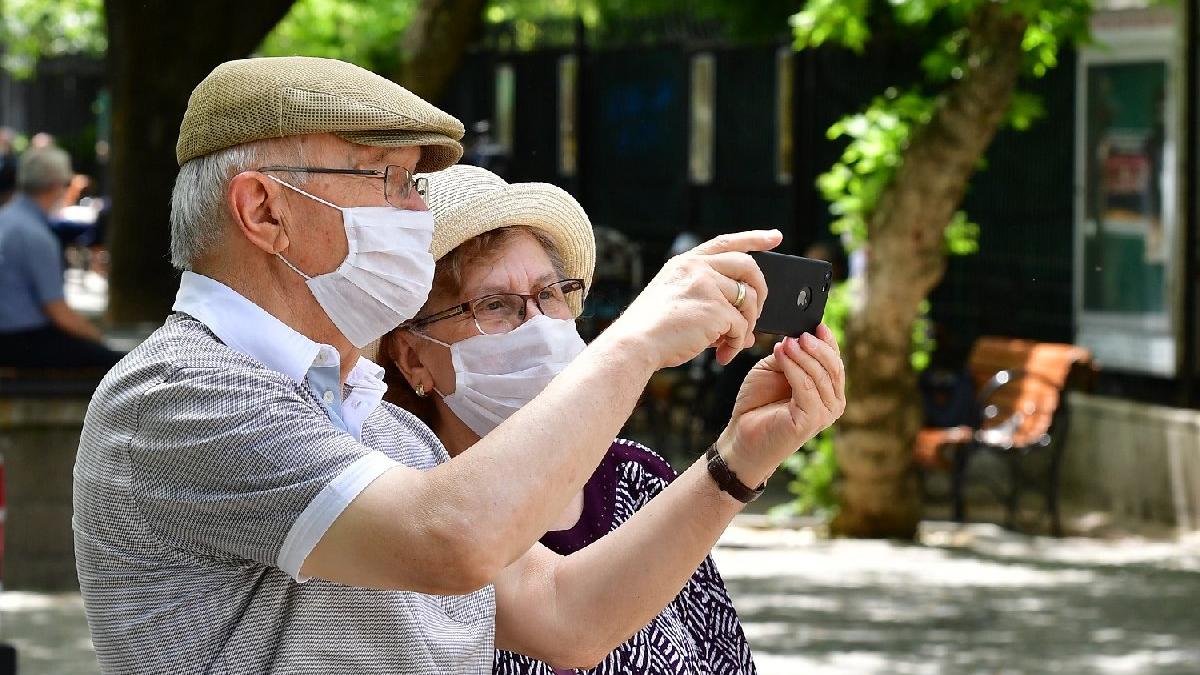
[
  {"xmin": 268, "ymin": 175, "xmax": 436, "ymax": 349},
  {"xmin": 416, "ymin": 314, "xmax": 587, "ymax": 437}
]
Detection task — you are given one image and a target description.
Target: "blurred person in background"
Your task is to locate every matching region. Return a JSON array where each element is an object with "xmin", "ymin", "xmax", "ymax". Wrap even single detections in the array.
[
  {"xmin": 379, "ymin": 165, "xmax": 757, "ymax": 674},
  {"xmin": 0, "ymin": 146, "xmax": 121, "ymax": 369},
  {"xmin": 0, "ymin": 127, "xmax": 17, "ymax": 206},
  {"xmin": 30, "ymin": 131, "xmax": 56, "ymax": 149}
]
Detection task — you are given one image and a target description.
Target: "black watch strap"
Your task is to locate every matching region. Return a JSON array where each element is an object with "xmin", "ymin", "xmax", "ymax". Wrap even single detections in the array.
[{"xmin": 705, "ymin": 444, "xmax": 766, "ymax": 503}]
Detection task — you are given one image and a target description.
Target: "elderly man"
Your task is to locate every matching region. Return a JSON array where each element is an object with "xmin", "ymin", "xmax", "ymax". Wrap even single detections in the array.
[
  {"xmin": 0, "ymin": 146, "xmax": 121, "ymax": 369},
  {"xmin": 74, "ymin": 56, "xmax": 845, "ymax": 674}
]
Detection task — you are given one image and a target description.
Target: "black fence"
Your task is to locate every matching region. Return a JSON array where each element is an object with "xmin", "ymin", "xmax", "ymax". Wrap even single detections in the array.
[
  {"xmin": 0, "ymin": 55, "xmax": 106, "ymax": 179},
  {"xmin": 439, "ymin": 41, "xmax": 1078, "ymax": 365}
]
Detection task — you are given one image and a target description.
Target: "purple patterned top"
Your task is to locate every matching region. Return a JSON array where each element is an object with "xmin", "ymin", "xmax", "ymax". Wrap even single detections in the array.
[{"xmin": 494, "ymin": 439, "xmax": 757, "ymax": 675}]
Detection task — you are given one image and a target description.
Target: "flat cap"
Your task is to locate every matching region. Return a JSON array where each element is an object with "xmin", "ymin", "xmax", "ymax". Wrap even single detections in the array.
[{"xmin": 176, "ymin": 56, "xmax": 465, "ymax": 171}]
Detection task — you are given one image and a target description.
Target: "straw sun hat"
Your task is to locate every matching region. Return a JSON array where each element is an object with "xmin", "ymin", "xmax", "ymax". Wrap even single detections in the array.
[
  {"xmin": 421, "ymin": 164, "xmax": 596, "ymax": 303},
  {"xmin": 177, "ymin": 56, "xmax": 464, "ymax": 172}
]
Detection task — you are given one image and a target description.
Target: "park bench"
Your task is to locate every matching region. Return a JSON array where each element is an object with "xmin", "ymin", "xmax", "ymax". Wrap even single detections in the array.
[{"xmin": 913, "ymin": 337, "xmax": 1093, "ymax": 536}]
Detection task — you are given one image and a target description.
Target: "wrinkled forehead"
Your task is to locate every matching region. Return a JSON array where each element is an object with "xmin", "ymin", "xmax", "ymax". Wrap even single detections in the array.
[{"xmin": 430, "ymin": 229, "xmax": 556, "ymax": 301}]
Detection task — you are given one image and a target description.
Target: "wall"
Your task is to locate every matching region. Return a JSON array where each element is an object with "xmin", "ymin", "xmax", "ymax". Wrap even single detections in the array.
[
  {"xmin": 0, "ymin": 397, "xmax": 88, "ymax": 590},
  {"xmin": 1062, "ymin": 393, "xmax": 1200, "ymax": 530}
]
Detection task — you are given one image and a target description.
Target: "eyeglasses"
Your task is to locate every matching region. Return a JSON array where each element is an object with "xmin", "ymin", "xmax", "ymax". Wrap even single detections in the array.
[
  {"xmin": 406, "ymin": 279, "xmax": 585, "ymax": 336},
  {"xmin": 257, "ymin": 165, "xmax": 427, "ymax": 207}
]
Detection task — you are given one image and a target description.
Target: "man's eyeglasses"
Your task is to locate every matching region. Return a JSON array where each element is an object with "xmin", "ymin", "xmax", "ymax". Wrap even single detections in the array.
[
  {"xmin": 257, "ymin": 165, "xmax": 427, "ymax": 207},
  {"xmin": 406, "ymin": 279, "xmax": 585, "ymax": 336}
]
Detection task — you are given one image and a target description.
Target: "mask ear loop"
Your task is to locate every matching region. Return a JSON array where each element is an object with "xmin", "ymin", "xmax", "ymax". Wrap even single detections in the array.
[
  {"xmin": 263, "ymin": 173, "xmax": 343, "ymax": 211},
  {"xmin": 263, "ymin": 174, "xmax": 343, "ymax": 280}
]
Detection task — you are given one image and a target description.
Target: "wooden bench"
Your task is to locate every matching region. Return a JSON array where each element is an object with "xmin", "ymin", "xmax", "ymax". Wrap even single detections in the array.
[{"xmin": 913, "ymin": 337, "xmax": 1093, "ymax": 536}]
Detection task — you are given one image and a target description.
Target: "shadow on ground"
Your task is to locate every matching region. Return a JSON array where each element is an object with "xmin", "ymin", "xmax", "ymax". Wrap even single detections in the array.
[{"xmin": 716, "ymin": 528, "xmax": 1200, "ymax": 675}]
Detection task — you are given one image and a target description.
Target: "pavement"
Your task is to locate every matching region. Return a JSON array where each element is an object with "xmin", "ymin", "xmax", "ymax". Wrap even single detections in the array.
[{"xmin": 3, "ymin": 519, "xmax": 1199, "ymax": 675}]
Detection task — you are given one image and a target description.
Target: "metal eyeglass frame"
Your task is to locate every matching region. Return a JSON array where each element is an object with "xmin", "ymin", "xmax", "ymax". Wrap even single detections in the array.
[
  {"xmin": 404, "ymin": 279, "xmax": 586, "ymax": 335},
  {"xmin": 257, "ymin": 165, "xmax": 427, "ymax": 206}
]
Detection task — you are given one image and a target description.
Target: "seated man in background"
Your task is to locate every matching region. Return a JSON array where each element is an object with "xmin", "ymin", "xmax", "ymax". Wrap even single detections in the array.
[{"xmin": 0, "ymin": 146, "xmax": 121, "ymax": 369}]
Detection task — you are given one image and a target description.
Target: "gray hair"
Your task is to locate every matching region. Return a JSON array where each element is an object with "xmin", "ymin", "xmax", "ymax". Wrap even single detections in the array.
[
  {"xmin": 17, "ymin": 146, "xmax": 72, "ymax": 194},
  {"xmin": 169, "ymin": 139, "xmax": 306, "ymax": 271}
]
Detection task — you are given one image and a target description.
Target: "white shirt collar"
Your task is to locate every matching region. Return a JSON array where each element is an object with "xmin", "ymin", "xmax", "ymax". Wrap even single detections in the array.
[{"xmin": 172, "ymin": 271, "xmax": 384, "ymax": 386}]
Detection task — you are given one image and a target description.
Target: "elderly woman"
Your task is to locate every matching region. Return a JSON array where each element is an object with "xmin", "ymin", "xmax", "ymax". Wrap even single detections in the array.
[{"xmin": 379, "ymin": 165, "xmax": 756, "ymax": 674}]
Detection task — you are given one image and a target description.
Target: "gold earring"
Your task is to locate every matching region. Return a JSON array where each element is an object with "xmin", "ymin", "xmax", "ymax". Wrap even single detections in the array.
[{"xmin": 415, "ymin": 383, "xmax": 426, "ymax": 397}]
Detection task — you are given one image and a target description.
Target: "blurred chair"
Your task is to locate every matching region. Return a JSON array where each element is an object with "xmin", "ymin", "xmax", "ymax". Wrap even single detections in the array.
[{"xmin": 914, "ymin": 337, "xmax": 1094, "ymax": 536}]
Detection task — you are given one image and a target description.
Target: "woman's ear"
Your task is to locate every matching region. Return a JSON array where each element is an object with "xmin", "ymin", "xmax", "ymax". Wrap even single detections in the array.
[
  {"xmin": 228, "ymin": 171, "xmax": 289, "ymax": 255},
  {"xmin": 389, "ymin": 330, "xmax": 436, "ymax": 395}
]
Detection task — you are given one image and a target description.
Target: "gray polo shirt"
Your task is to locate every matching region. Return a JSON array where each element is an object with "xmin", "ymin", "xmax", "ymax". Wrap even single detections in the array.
[
  {"xmin": 73, "ymin": 272, "xmax": 495, "ymax": 674},
  {"xmin": 0, "ymin": 194, "xmax": 64, "ymax": 332}
]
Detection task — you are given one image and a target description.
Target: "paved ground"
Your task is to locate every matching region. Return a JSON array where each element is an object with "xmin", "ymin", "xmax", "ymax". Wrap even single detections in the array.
[
  {"xmin": 716, "ymin": 520, "xmax": 1200, "ymax": 675},
  {"xmin": 3, "ymin": 520, "xmax": 1199, "ymax": 675}
]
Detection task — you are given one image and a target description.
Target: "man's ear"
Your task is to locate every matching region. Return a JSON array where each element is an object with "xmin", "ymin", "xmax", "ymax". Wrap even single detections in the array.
[
  {"xmin": 388, "ymin": 330, "xmax": 436, "ymax": 394},
  {"xmin": 228, "ymin": 171, "xmax": 289, "ymax": 255}
]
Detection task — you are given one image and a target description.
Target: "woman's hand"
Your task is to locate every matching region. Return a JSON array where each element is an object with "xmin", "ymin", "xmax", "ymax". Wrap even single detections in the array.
[
  {"xmin": 602, "ymin": 230, "xmax": 780, "ymax": 370},
  {"xmin": 715, "ymin": 324, "xmax": 846, "ymax": 487}
]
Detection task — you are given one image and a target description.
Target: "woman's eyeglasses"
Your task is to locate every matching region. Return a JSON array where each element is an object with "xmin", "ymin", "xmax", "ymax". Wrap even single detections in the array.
[{"xmin": 405, "ymin": 279, "xmax": 585, "ymax": 336}]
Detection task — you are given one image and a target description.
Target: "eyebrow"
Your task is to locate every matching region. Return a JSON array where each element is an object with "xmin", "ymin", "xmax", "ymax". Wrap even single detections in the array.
[{"xmin": 470, "ymin": 273, "xmax": 561, "ymax": 298}]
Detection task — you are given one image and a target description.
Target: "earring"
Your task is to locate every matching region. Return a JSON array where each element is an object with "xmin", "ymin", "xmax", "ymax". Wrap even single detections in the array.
[{"xmin": 415, "ymin": 383, "xmax": 426, "ymax": 397}]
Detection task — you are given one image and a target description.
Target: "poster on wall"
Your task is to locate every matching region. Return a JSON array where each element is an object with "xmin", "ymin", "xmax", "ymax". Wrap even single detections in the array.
[{"xmin": 1076, "ymin": 31, "xmax": 1177, "ymax": 376}]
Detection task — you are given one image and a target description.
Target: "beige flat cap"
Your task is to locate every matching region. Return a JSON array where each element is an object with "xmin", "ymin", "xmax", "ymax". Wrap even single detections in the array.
[
  {"xmin": 421, "ymin": 164, "xmax": 595, "ymax": 312},
  {"xmin": 177, "ymin": 56, "xmax": 465, "ymax": 171}
]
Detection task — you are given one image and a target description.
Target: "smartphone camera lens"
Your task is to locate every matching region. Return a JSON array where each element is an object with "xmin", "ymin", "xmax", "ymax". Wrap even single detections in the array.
[{"xmin": 797, "ymin": 287, "xmax": 812, "ymax": 310}]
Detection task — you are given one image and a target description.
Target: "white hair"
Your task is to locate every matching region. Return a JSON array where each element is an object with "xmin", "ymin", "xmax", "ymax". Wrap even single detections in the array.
[
  {"xmin": 169, "ymin": 139, "xmax": 306, "ymax": 271},
  {"xmin": 17, "ymin": 146, "xmax": 72, "ymax": 194}
]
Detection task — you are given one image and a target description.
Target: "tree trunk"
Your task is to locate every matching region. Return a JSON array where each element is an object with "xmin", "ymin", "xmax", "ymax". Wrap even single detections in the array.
[
  {"xmin": 103, "ymin": 0, "xmax": 295, "ymax": 325},
  {"xmin": 832, "ymin": 4, "xmax": 1029, "ymax": 538},
  {"xmin": 394, "ymin": 0, "xmax": 488, "ymax": 103}
]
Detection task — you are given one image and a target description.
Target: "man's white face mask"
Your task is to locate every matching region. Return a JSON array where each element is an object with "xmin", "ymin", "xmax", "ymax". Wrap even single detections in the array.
[
  {"xmin": 417, "ymin": 314, "xmax": 587, "ymax": 437},
  {"xmin": 267, "ymin": 175, "xmax": 436, "ymax": 348}
]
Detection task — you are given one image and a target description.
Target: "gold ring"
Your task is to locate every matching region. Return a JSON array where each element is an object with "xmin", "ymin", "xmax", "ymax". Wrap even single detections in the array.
[{"xmin": 732, "ymin": 281, "xmax": 747, "ymax": 309}]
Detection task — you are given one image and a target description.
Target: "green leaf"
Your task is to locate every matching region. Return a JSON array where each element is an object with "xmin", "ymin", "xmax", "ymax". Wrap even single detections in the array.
[{"xmin": 0, "ymin": 0, "xmax": 106, "ymax": 78}]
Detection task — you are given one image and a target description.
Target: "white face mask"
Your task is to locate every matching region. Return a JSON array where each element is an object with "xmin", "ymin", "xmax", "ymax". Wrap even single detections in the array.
[
  {"xmin": 267, "ymin": 175, "xmax": 436, "ymax": 349},
  {"xmin": 418, "ymin": 314, "xmax": 587, "ymax": 437}
]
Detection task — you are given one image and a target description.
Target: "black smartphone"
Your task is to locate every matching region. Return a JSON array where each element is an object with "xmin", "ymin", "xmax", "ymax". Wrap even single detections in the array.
[{"xmin": 748, "ymin": 250, "xmax": 833, "ymax": 337}]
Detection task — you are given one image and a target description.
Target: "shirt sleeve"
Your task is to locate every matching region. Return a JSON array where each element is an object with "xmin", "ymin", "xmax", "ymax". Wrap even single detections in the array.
[
  {"xmin": 128, "ymin": 365, "xmax": 398, "ymax": 580},
  {"xmin": 18, "ymin": 226, "xmax": 65, "ymax": 305}
]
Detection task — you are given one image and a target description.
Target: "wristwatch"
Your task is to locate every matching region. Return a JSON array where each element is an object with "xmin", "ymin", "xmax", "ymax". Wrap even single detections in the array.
[{"xmin": 705, "ymin": 444, "xmax": 766, "ymax": 503}]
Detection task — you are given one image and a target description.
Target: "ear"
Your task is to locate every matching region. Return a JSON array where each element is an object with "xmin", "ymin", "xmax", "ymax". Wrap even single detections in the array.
[
  {"xmin": 228, "ymin": 171, "xmax": 290, "ymax": 255},
  {"xmin": 388, "ymin": 330, "xmax": 438, "ymax": 394}
]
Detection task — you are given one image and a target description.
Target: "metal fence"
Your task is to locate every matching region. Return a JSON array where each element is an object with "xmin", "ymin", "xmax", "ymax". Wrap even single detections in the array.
[{"xmin": 440, "ymin": 41, "xmax": 1078, "ymax": 357}]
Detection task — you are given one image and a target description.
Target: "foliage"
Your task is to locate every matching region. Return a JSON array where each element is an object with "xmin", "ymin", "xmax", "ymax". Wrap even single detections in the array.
[
  {"xmin": 777, "ymin": 0, "xmax": 1090, "ymax": 518},
  {"xmin": 0, "ymin": 0, "xmax": 106, "ymax": 77},
  {"xmin": 799, "ymin": 0, "xmax": 1090, "ymax": 253},
  {"xmin": 484, "ymin": 0, "xmax": 801, "ymax": 48},
  {"xmin": 257, "ymin": 0, "xmax": 417, "ymax": 74}
]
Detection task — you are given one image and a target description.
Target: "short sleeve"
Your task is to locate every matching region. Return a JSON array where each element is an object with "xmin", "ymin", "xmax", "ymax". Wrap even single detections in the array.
[
  {"xmin": 129, "ymin": 366, "xmax": 397, "ymax": 579},
  {"xmin": 17, "ymin": 226, "xmax": 65, "ymax": 305}
]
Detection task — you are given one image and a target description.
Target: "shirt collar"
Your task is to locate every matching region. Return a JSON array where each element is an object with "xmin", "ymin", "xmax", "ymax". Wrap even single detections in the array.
[{"xmin": 172, "ymin": 271, "xmax": 383, "ymax": 386}]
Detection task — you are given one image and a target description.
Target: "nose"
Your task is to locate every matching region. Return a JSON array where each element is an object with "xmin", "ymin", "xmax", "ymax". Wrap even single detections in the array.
[{"xmin": 518, "ymin": 296, "xmax": 545, "ymax": 321}]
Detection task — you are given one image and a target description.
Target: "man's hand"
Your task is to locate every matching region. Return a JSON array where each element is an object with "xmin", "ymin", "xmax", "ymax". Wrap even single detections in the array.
[
  {"xmin": 716, "ymin": 324, "xmax": 846, "ymax": 486},
  {"xmin": 604, "ymin": 230, "xmax": 781, "ymax": 368}
]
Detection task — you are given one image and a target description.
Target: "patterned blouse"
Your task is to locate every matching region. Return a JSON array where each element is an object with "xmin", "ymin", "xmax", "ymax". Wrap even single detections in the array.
[{"xmin": 494, "ymin": 439, "xmax": 757, "ymax": 675}]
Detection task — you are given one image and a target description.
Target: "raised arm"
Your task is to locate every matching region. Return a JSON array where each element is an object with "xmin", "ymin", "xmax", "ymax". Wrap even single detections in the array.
[
  {"xmin": 301, "ymin": 230, "xmax": 780, "ymax": 592},
  {"xmin": 493, "ymin": 327, "xmax": 845, "ymax": 668}
]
